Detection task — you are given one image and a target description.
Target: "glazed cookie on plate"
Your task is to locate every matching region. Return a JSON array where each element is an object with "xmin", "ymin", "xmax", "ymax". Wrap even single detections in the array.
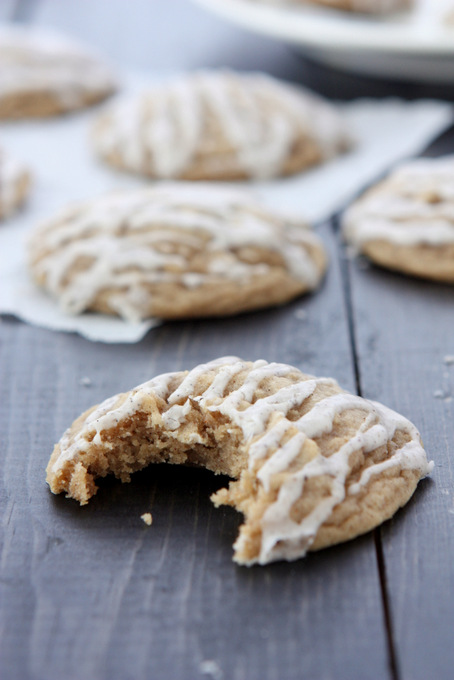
[
  {"xmin": 0, "ymin": 147, "xmax": 31, "ymax": 219},
  {"xmin": 27, "ymin": 185, "xmax": 326, "ymax": 322},
  {"xmin": 343, "ymin": 156, "xmax": 454, "ymax": 282},
  {"xmin": 269, "ymin": 0, "xmax": 412, "ymax": 13},
  {"xmin": 47, "ymin": 356, "xmax": 432, "ymax": 565},
  {"xmin": 0, "ymin": 25, "xmax": 117, "ymax": 118},
  {"xmin": 92, "ymin": 70, "xmax": 349, "ymax": 181},
  {"xmin": 298, "ymin": 0, "xmax": 411, "ymax": 13}
]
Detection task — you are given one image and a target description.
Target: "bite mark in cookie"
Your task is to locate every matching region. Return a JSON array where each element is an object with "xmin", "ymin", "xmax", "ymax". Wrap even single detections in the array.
[{"xmin": 47, "ymin": 357, "xmax": 432, "ymax": 565}]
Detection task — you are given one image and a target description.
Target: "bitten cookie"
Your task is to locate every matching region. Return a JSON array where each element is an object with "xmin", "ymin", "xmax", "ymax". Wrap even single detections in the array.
[
  {"xmin": 92, "ymin": 70, "xmax": 349, "ymax": 181},
  {"xmin": 27, "ymin": 185, "xmax": 326, "ymax": 322},
  {"xmin": 343, "ymin": 156, "xmax": 454, "ymax": 282},
  {"xmin": 0, "ymin": 147, "xmax": 31, "ymax": 219},
  {"xmin": 47, "ymin": 356, "xmax": 432, "ymax": 565},
  {"xmin": 0, "ymin": 25, "xmax": 117, "ymax": 118}
]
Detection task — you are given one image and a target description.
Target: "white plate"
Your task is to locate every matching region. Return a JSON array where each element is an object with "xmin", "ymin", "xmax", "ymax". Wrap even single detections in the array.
[{"xmin": 195, "ymin": 0, "xmax": 454, "ymax": 82}]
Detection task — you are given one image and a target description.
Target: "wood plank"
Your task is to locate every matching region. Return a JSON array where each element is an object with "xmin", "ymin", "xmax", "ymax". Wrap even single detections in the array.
[
  {"xmin": 0, "ymin": 0, "xmax": 19, "ymax": 20},
  {"xmin": 0, "ymin": 224, "xmax": 390, "ymax": 680},
  {"xmin": 347, "ymin": 132, "xmax": 454, "ymax": 680}
]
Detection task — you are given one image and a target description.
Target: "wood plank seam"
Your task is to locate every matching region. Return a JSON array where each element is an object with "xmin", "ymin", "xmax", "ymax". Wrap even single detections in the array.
[
  {"xmin": 374, "ymin": 529, "xmax": 401, "ymax": 680},
  {"xmin": 333, "ymin": 216, "xmax": 400, "ymax": 680}
]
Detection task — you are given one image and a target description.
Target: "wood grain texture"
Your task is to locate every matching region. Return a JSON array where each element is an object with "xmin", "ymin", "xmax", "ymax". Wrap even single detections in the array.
[
  {"xmin": 0, "ymin": 224, "xmax": 390, "ymax": 680},
  {"xmin": 346, "ymin": 131, "xmax": 454, "ymax": 680},
  {"xmin": 0, "ymin": 0, "xmax": 18, "ymax": 20},
  {"xmin": 4, "ymin": 0, "xmax": 453, "ymax": 677}
]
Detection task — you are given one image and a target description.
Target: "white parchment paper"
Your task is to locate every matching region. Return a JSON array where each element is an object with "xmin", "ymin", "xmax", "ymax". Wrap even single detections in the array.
[{"xmin": 0, "ymin": 77, "xmax": 452, "ymax": 343}]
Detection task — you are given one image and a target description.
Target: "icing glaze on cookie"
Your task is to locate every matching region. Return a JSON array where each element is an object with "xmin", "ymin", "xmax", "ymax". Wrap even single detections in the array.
[
  {"xmin": 50, "ymin": 357, "xmax": 432, "ymax": 564},
  {"xmin": 28, "ymin": 185, "xmax": 324, "ymax": 321},
  {"xmin": 0, "ymin": 25, "xmax": 117, "ymax": 111},
  {"xmin": 93, "ymin": 70, "xmax": 347, "ymax": 179},
  {"xmin": 343, "ymin": 156, "xmax": 454, "ymax": 248}
]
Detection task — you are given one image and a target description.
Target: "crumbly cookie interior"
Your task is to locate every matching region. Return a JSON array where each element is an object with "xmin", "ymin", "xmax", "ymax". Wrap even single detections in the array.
[{"xmin": 47, "ymin": 358, "xmax": 432, "ymax": 565}]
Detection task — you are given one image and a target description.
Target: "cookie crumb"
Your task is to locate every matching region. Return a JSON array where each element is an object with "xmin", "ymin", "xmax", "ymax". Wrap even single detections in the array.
[
  {"xmin": 433, "ymin": 389, "xmax": 452, "ymax": 401},
  {"xmin": 79, "ymin": 376, "xmax": 92, "ymax": 387},
  {"xmin": 443, "ymin": 355, "xmax": 454, "ymax": 365},
  {"xmin": 199, "ymin": 660, "xmax": 223, "ymax": 680},
  {"xmin": 140, "ymin": 512, "xmax": 153, "ymax": 526},
  {"xmin": 294, "ymin": 309, "xmax": 307, "ymax": 321}
]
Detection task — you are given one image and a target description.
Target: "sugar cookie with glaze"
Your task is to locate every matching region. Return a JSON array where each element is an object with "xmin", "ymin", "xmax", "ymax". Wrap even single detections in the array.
[
  {"xmin": 343, "ymin": 156, "xmax": 454, "ymax": 282},
  {"xmin": 47, "ymin": 356, "xmax": 432, "ymax": 565},
  {"xmin": 0, "ymin": 25, "xmax": 117, "ymax": 118},
  {"xmin": 92, "ymin": 70, "xmax": 349, "ymax": 181},
  {"xmin": 0, "ymin": 147, "xmax": 30, "ymax": 219},
  {"xmin": 27, "ymin": 185, "xmax": 326, "ymax": 322},
  {"xmin": 258, "ymin": 0, "xmax": 412, "ymax": 13}
]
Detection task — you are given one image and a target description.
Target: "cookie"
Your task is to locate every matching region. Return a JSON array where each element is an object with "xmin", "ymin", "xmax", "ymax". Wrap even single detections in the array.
[
  {"xmin": 0, "ymin": 147, "xmax": 31, "ymax": 219},
  {"xmin": 27, "ymin": 185, "xmax": 326, "ymax": 322},
  {"xmin": 273, "ymin": 0, "xmax": 412, "ymax": 13},
  {"xmin": 47, "ymin": 356, "xmax": 432, "ymax": 565},
  {"xmin": 0, "ymin": 25, "xmax": 117, "ymax": 118},
  {"xmin": 92, "ymin": 70, "xmax": 348, "ymax": 181},
  {"xmin": 343, "ymin": 156, "xmax": 454, "ymax": 282}
]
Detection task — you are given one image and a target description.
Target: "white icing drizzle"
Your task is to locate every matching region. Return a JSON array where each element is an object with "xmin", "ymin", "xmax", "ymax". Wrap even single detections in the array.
[
  {"xmin": 53, "ymin": 357, "xmax": 432, "ymax": 564},
  {"xmin": 0, "ymin": 25, "xmax": 116, "ymax": 108},
  {"xmin": 94, "ymin": 70, "xmax": 347, "ymax": 179},
  {"xmin": 29, "ymin": 185, "xmax": 323, "ymax": 321},
  {"xmin": 343, "ymin": 156, "xmax": 454, "ymax": 248},
  {"xmin": 0, "ymin": 147, "xmax": 29, "ymax": 218}
]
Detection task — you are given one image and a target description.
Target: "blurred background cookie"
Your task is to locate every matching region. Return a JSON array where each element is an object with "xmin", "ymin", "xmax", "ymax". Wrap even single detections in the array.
[
  {"xmin": 0, "ymin": 146, "xmax": 31, "ymax": 219},
  {"xmin": 276, "ymin": 0, "xmax": 413, "ymax": 13},
  {"xmin": 92, "ymin": 70, "xmax": 349, "ymax": 181},
  {"xmin": 343, "ymin": 155, "xmax": 454, "ymax": 282},
  {"xmin": 28, "ymin": 185, "xmax": 326, "ymax": 321},
  {"xmin": 0, "ymin": 25, "xmax": 117, "ymax": 118}
]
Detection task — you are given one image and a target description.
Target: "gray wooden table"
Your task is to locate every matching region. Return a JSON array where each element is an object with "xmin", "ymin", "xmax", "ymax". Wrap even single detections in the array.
[{"xmin": 1, "ymin": 2, "xmax": 454, "ymax": 679}]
